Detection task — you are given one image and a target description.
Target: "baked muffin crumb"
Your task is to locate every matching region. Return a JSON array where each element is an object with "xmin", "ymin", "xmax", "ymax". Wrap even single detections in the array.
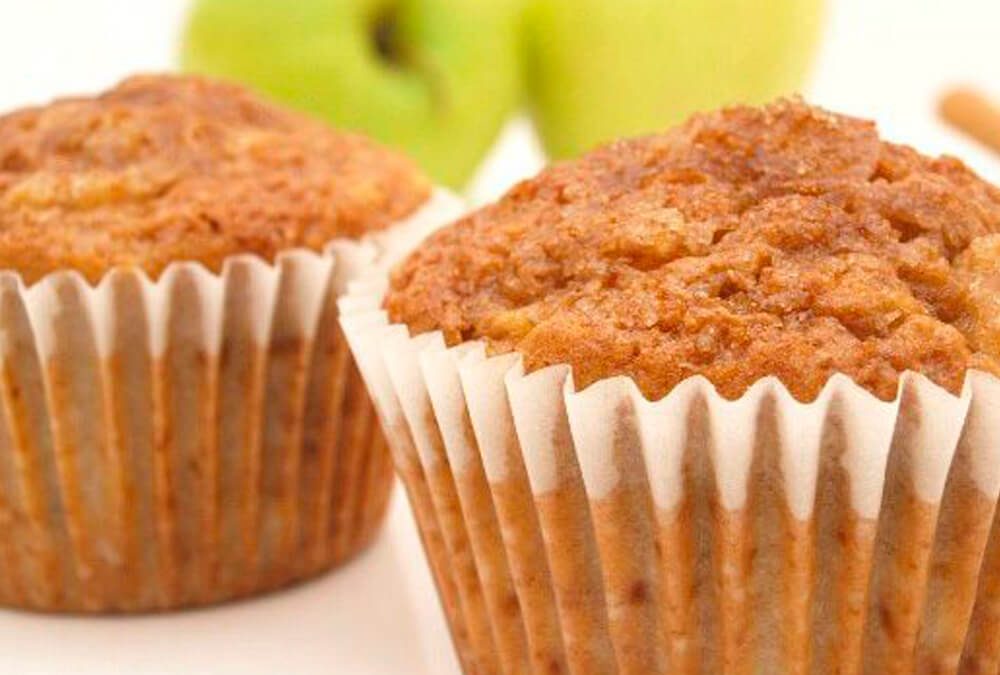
[
  {"xmin": 0, "ymin": 74, "xmax": 431, "ymax": 283},
  {"xmin": 387, "ymin": 99, "xmax": 1000, "ymax": 401}
]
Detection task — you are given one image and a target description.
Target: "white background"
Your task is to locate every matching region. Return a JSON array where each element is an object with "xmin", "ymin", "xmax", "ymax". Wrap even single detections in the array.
[{"xmin": 1, "ymin": 1, "xmax": 999, "ymax": 673}]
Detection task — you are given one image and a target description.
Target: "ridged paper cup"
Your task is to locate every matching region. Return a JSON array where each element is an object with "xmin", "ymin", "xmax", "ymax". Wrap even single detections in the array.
[
  {"xmin": 340, "ymin": 277, "xmax": 1000, "ymax": 675},
  {"xmin": 0, "ymin": 189, "xmax": 463, "ymax": 613}
]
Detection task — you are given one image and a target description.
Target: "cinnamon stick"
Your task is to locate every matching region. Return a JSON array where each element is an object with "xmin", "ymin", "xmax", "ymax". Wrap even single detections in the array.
[{"xmin": 939, "ymin": 88, "xmax": 1000, "ymax": 155}]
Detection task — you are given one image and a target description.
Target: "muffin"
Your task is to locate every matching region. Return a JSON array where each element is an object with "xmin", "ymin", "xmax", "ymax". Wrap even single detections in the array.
[
  {"xmin": 0, "ymin": 74, "xmax": 462, "ymax": 612},
  {"xmin": 342, "ymin": 100, "xmax": 1000, "ymax": 673}
]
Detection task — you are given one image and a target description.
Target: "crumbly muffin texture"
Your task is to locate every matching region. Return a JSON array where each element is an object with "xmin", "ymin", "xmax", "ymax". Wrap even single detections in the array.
[
  {"xmin": 387, "ymin": 100, "xmax": 1000, "ymax": 401},
  {"xmin": 0, "ymin": 74, "xmax": 431, "ymax": 283}
]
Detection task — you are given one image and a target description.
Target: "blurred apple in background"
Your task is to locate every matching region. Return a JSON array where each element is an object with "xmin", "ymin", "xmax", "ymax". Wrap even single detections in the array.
[
  {"xmin": 526, "ymin": 0, "xmax": 824, "ymax": 158},
  {"xmin": 181, "ymin": 0, "xmax": 825, "ymax": 189},
  {"xmin": 181, "ymin": 0, "xmax": 524, "ymax": 189}
]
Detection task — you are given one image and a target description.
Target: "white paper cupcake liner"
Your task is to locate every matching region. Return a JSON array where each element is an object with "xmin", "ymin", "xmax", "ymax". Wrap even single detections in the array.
[
  {"xmin": 340, "ymin": 277, "xmax": 1000, "ymax": 674},
  {"xmin": 0, "ymin": 189, "xmax": 464, "ymax": 613}
]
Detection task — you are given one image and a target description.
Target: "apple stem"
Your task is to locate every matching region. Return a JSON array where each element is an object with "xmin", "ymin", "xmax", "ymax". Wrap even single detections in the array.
[{"xmin": 371, "ymin": 6, "xmax": 403, "ymax": 68}]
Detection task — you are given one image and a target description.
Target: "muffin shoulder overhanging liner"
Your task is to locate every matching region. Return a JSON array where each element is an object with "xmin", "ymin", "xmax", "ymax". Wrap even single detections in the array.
[
  {"xmin": 340, "ymin": 275, "xmax": 1000, "ymax": 674},
  {"xmin": 0, "ymin": 188, "xmax": 464, "ymax": 613}
]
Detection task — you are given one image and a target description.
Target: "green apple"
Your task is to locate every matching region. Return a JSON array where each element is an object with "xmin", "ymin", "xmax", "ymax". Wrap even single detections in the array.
[
  {"xmin": 181, "ymin": 0, "xmax": 525, "ymax": 188},
  {"xmin": 525, "ymin": 0, "xmax": 824, "ymax": 158}
]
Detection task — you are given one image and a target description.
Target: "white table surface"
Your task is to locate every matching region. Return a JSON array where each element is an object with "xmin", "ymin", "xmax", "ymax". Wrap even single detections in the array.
[{"xmin": 0, "ymin": 0, "xmax": 999, "ymax": 673}]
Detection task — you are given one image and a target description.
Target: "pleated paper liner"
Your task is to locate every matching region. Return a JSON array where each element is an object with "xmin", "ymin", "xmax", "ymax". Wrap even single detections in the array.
[
  {"xmin": 0, "ymin": 190, "xmax": 464, "ymax": 613},
  {"xmin": 340, "ymin": 279, "xmax": 1000, "ymax": 675}
]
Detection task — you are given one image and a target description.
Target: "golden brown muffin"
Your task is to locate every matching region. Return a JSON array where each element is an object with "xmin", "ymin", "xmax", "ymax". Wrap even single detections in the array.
[
  {"xmin": 0, "ymin": 74, "xmax": 444, "ymax": 614},
  {"xmin": 0, "ymin": 74, "xmax": 431, "ymax": 283},
  {"xmin": 387, "ymin": 99, "xmax": 1000, "ymax": 401}
]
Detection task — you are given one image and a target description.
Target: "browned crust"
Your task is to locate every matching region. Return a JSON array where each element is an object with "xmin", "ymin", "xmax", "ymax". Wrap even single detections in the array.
[
  {"xmin": 0, "ymin": 74, "xmax": 431, "ymax": 283},
  {"xmin": 367, "ymin": 339, "xmax": 1000, "ymax": 674},
  {"xmin": 0, "ymin": 270, "xmax": 393, "ymax": 613},
  {"xmin": 387, "ymin": 99, "xmax": 1000, "ymax": 402},
  {"xmin": 391, "ymin": 439, "xmax": 478, "ymax": 674},
  {"xmin": 585, "ymin": 397, "xmax": 667, "ymax": 673}
]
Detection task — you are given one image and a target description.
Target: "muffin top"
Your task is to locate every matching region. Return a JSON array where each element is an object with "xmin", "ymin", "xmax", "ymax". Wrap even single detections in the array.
[
  {"xmin": 387, "ymin": 99, "xmax": 1000, "ymax": 401},
  {"xmin": 0, "ymin": 74, "xmax": 431, "ymax": 283}
]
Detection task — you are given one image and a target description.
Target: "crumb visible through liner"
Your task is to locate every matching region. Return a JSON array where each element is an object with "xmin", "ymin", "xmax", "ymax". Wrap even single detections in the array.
[
  {"xmin": 387, "ymin": 99, "xmax": 1000, "ymax": 401},
  {"xmin": 0, "ymin": 74, "xmax": 431, "ymax": 283}
]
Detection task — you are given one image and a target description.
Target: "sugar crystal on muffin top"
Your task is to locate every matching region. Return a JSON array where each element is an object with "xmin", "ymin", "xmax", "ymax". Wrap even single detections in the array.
[{"xmin": 386, "ymin": 99, "xmax": 1000, "ymax": 401}]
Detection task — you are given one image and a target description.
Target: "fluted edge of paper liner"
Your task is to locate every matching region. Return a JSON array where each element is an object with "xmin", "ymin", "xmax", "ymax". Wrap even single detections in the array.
[
  {"xmin": 0, "ymin": 189, "xmax": 464, "ymax": 613},
  {"xmin": 339, "ymin": 273, "xmax": 1000, "ymax": 675}
]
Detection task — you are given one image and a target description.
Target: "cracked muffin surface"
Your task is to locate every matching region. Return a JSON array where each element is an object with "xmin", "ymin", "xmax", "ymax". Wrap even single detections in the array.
[
  {"xmin": 0, "ymin": 74, "xmax": 431, "ymax": 284},
  {"xmin": 386, "ymin": 99, "xmax": 1000, "ymax": 401}
]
